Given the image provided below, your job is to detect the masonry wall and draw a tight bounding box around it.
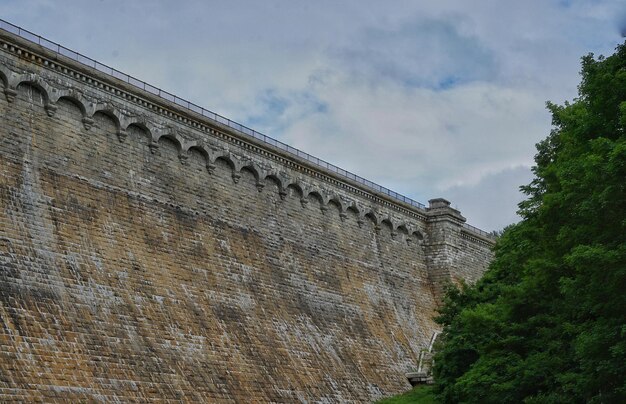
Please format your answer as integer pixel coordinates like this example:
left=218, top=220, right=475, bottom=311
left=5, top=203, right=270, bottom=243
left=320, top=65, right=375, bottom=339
left=0, top=30, right=493, bottom=402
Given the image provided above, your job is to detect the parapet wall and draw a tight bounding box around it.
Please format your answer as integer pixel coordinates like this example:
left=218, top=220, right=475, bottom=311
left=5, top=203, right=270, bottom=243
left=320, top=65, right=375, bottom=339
left=0, top=26, right=493, bottom=402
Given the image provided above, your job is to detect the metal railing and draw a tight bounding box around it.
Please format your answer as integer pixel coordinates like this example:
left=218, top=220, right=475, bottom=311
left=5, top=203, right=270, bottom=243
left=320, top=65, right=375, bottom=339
left=0, top=18, right=426, bottom=210
left=0, top=18, right=494, bottom=238
left=462, top=223, right=493, bottom=239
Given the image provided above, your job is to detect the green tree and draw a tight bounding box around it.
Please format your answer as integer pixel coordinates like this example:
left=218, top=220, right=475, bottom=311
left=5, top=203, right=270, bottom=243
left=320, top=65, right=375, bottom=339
left=432, top=42, right=626, bottom=403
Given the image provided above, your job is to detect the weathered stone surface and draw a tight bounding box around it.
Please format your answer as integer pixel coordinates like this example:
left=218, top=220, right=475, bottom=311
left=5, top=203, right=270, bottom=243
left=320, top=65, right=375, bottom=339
left=0, top=28, right=493, bottom=402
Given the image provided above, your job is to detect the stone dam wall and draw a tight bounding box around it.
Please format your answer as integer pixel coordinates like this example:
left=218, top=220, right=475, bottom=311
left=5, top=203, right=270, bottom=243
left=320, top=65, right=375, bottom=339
left=0, top=28, right=494, bottom=402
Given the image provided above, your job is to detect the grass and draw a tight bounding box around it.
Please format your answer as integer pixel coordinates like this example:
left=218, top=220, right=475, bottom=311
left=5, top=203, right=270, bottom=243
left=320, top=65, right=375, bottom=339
left=377, top=385, right=437, bottom=403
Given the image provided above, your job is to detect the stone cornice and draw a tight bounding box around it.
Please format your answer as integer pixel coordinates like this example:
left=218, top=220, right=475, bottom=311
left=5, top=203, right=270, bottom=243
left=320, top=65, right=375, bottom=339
left=0, top=29, right=431, bottom=222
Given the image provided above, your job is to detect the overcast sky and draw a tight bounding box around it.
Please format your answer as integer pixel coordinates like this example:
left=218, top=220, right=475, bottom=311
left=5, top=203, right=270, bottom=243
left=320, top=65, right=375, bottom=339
left=3, top=1, right=624, bottom=231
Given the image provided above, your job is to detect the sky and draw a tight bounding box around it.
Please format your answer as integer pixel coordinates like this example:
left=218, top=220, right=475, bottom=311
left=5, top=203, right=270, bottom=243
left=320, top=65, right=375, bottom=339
left=2, top=0, right=624, bottom=231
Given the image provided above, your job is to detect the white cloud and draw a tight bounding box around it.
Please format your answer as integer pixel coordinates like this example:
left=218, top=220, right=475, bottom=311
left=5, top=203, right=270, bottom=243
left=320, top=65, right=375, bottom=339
left=444, top=166, right=535, bottom=231
left=277, top=74, right=549, bottom=203
left=329, top=16, right=497, bottom=89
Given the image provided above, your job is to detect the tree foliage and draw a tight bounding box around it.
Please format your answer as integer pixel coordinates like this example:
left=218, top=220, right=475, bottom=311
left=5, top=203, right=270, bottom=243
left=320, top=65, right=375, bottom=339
left=432, top=42, right=626, bottom=403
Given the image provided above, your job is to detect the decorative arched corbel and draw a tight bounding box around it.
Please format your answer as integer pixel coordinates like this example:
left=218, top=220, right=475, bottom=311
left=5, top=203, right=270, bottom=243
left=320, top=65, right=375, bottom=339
left=148, top=133, right=160, bottom=154
left=82, top=116, right=94, bottom=130
left=13, top=74, right=53, bottom=106
left=240, top=161, right=265, bottom=191
left=116, top=128, right=127, bottom=142
left=380, top=218, right=394, bottom=238
left=205, top=148, right=220, bottom=175
left=327, top=195, right=345, bottom=219
left=0, top=66, right=15, bottom=102
left=284, top=181, right=307, bottom=204
left=4, top=87, right=17, bottom=103
left=44, top=102, right=57, bottom=117
left=206, top=161, right=216, bottom=174
left=395, top=224, right=410, bottom=244
left=412, top=230, right=425, bottom=244
left=209, top=152, right=241, bottom=183
left=363, top=210, right=379, bottom=231
left=345, top=203, right=362, bottom=226
left=305, top=189, right=327, bottom=213
left=264, top=171, right=288, bottom=200
left=118, top=115, right=139, bottom=143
